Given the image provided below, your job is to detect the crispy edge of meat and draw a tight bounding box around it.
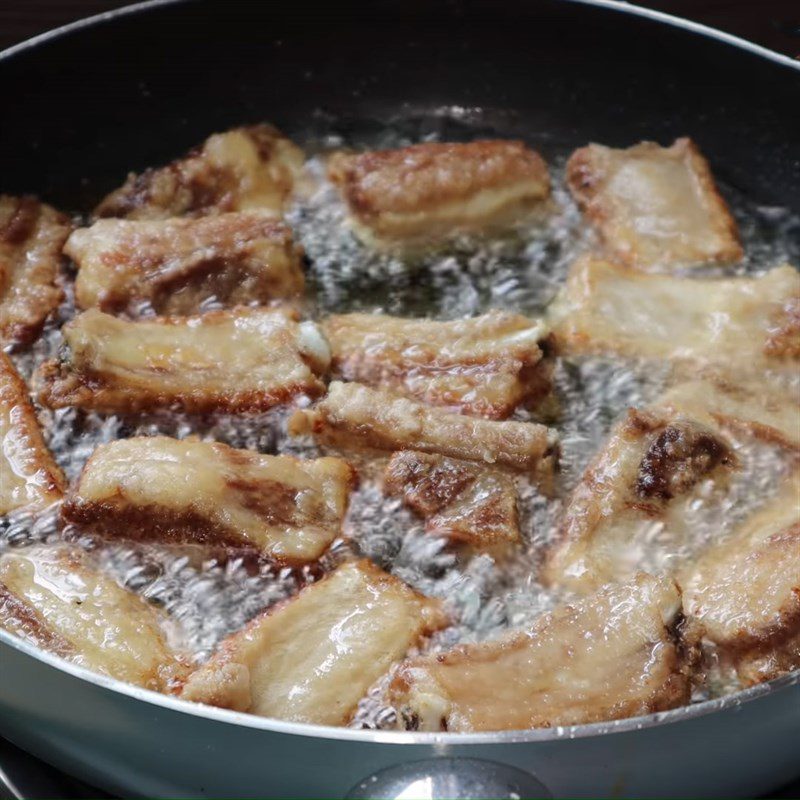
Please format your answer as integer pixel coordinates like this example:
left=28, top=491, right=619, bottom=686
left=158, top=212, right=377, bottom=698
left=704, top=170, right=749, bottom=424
left=0, top=195, right=69, bottom=345
left=565, top=137, right=742, bottom=269
left=0, top=352, right=65, bottom=515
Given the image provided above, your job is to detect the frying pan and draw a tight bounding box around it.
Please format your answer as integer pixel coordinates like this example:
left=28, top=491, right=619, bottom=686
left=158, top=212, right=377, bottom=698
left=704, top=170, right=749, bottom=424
left=0, top=1, right=799, bottom=797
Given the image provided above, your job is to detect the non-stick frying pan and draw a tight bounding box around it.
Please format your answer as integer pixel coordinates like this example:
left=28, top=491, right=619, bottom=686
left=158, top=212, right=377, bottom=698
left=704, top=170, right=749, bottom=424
left=0, top=1, right=799, bottom=797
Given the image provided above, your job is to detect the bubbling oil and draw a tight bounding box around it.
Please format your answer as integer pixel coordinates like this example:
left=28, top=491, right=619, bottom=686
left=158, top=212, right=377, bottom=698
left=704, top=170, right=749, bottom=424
left=2, top=113, right=798, bottom=729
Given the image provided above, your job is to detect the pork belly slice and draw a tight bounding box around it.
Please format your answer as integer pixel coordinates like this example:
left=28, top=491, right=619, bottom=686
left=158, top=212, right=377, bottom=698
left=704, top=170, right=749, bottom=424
left=37, top=307, right=330, bottom=414
left=322, top=310, right=551, bottom=419
left=543, top=405, right=736, bottom=593
left=68, top=212, right=305, bottom=315
left=94, top=124, right=304, bottom=220
left=180, top=559, right=447, bottom=725
left=0, top=546, right=185, bottom=690
left=289, top=382, right=558, bottom=477
left=0, top=195, right=69, bottom=345
left=660, top=378, right=800, bottom=451
left=566, top=138, right=742, bottom=269
left=390, top=573, right=688, bottom=731
left=551, top=258, right=800, bottom=373
left=0, top=353, right=65, bottom=516
left=328, top=140, right=550, bottom=249
left=680, top=471, right=800, bottom=686
left=384, top=451, right=520, bottom=554
left=63, top=436, right=355, bottom=564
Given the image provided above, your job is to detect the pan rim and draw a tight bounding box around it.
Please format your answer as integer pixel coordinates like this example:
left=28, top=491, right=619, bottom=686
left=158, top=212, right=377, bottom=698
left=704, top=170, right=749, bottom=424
left=0, top=0, right=798, bottom=748
left=0, top=0, right=798, bottom=73
left=3, top=626, right=800, bottom=744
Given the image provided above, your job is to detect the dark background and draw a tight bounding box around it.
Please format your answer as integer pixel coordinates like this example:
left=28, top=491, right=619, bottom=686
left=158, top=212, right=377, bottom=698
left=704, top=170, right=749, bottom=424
left=2, top=0, right=800, bottom=57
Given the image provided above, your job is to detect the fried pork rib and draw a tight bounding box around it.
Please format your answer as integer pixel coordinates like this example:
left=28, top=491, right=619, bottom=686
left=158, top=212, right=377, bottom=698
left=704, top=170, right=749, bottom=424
left=181, top=559, right=447, bottom=724
left=63, top=436, right=355, bottom=564
left=94, top=125, right=304, bottom=220
left=0, top=195, right=69, bottom=345
left=290, top=381, right=558, bottom=476
left=566, top=138, right=742, bottom=269
left=67, top=212, right=305, bottom=315
left=551, top=258, right=800, bottom=372
left=385, top=451, right=520, bottom=553
left=0, top=353, right=64, bottom=515
left=322, top=310, right=551, bottom=419
left=37, top=307, right=330, bottom=414
left=328, top=140, right=550, bottom=248
left=0, top=546, right=185, bottom=690
left=680, top=471, right=800, bottom=686
left=390, top=573, right=689, bottom=731
left=543, top=405, right=736, bottom=593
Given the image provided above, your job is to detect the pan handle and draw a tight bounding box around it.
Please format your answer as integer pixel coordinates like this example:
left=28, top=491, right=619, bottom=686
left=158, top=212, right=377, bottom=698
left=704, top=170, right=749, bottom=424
left=345, top=757, right=552, bottom=799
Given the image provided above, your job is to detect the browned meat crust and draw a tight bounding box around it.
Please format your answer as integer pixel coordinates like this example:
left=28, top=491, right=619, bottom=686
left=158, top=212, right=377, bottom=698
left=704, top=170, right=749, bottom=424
left=37, top=307, right=330, bottom=414
left=63, top=436, right=356, bottom=564
left=322, top=310, right=550, bottom=419
left=0, top=352, right=65, bottom=515
left=384, top=450, right=520, bottom=553
left=328, top=139, right=550, bottom=247
left=67, top=212, right=305, bottom=315
left=289, top=381, right=558, bottom=477
left=0, top=194, right=69, bottom=345
left=94, top=125, right=303, bottom=220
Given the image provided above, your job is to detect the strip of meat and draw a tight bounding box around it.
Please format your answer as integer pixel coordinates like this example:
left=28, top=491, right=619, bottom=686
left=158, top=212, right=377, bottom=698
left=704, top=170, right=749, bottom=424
left=389, top=573, right=689, bottom=731
left=551, top=258, right=799, bottom=373
left=328, top=140, right=550, bottom=249
left=0, top=353, right=65, bottom=515
left=67, top=212, right=305, bottom=315
left=289, top=382, right=558, bottom=477
left=180, top=559, right=447, bottom=724
left=0, top=195, right=69, bottom=345
left=322, top=310, right=551, bottom=419
left=543, top=406, right=736, bottom=593
left=384, top=451, right=520, bottom=554
left=94, top=125, right=303, bottom=220
left=37, top=307, right=330, bottom=414
left=679, top=471, right=800, bottom=686
left=63, top=436, right=355, bottom=564
left=0, top=546, right=186, bottom=690
left=566, top=138, right=742, bottom=269
left=660, top=378, right=800, bottom=451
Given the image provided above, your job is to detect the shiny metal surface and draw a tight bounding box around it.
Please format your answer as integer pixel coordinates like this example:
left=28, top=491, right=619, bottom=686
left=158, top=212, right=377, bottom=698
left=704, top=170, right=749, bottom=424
left=345, top=758, right=552, bottom=799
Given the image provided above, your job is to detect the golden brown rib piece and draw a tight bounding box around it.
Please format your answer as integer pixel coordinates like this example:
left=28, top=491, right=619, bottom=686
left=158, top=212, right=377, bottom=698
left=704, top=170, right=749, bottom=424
left=384, top=451, right=520, bottom=555
left=0, top=546, right=186, bottom=690
left=181, top=559, right=447, bottom=724
left=0, top=195, right=69, bottom=345
left=67, top=212, right=305, bottom=315
left=328, top=140, right=550, bottom=249
left=63, top=436, right=355, bottom=564
left=660, top=378, right=800, bottom=451
left=322, top=310, right=551, bottom=419
left=551, top=258, right=800, bottom=373
left=37, top=307, right=329, bottom=414
left=0, top=353, right=65, bottom=516
left=390, top=573, right=688, bottom=731
left=94, top=125, right=303, bottom=220
left=289, top=382, right=558, bottom=477
left=543, top=406, right=736, bottom=593
left=566, top=138, right=742, bottom=269
left=680, top=471, right=800, bottom=686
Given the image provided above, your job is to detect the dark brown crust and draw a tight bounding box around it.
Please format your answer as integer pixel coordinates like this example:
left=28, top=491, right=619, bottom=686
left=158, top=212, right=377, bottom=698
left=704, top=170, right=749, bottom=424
left=384, top=451, right=476, bottom=515
left=0, top=195, right=69, bottom=345
left=94, top=125, right=297, bottom=220
left=0, top=581, right=74, bottom=656
left=0, top=352, right=66, bottom=508
left=764, top=296, right=800, bottom=359
left=328, top=140, right=549, bottom=221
